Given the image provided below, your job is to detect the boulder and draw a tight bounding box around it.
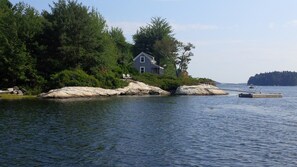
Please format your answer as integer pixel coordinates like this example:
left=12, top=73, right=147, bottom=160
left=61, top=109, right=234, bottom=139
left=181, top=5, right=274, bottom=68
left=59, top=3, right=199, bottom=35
left=7, top=88, right=14, bottom=92
left=7, top=86, right=23, bottom=95
left=13, top=86, right=19, bottom=91
left=175, top=84, right=228, bottom=95
left=40, top=87, right=120, bottom=98
left=118, top=81, right=170, bottom=96
left=39, top=81, right=170, bottom=98
left=17, top=90, right=23, bottom=95
left=0, top=90, right=10, bottom=94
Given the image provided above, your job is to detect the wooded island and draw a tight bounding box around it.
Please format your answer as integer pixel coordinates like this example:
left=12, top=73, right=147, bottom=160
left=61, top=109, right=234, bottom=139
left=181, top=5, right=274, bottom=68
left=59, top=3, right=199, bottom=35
left=0, top=0, right=213, bottom=95
left=248, top=71, right=297, bottom=86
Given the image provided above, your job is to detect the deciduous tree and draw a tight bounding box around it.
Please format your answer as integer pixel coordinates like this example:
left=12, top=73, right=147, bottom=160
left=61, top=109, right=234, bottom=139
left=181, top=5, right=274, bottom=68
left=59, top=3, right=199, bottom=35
left=176, top=43, right=195, bottom=77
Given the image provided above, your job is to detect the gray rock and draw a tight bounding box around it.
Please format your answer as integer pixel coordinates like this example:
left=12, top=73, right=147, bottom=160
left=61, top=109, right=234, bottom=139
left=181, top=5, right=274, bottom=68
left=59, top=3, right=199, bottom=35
left=0, top=90, right=11, bottom=94
left=7, top=88, right=14, bottom=92
left=39, top=81, right=170, bottom=98
left=17, top=90, right=23, bottom=95
left=175, top=84, right=228, bottom=95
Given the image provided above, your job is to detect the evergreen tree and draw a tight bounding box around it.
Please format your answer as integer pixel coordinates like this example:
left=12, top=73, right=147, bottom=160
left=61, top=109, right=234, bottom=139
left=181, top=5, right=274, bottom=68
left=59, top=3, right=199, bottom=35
left=133, top=17, right=179, bottom=77
left=109, top=27, right=133, bottom=69
left=0, top=1, right=44, bottom=89
left=248, top=71, right=297, bottom=86
left=39, top=0, right=118, bottom=76
left=153, top=37, right=179, bottom=77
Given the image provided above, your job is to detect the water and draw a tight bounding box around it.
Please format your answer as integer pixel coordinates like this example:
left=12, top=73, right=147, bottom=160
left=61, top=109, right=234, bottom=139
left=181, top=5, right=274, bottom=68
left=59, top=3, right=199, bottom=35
left=1, top=85, right=297, bottom=166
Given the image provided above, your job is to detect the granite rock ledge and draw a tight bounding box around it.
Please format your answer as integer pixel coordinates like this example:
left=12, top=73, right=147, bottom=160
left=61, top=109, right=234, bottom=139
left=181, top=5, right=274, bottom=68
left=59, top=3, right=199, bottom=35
left=175, top=84, right=228, bottom=95
left=39, top=81, right=170, bottom=98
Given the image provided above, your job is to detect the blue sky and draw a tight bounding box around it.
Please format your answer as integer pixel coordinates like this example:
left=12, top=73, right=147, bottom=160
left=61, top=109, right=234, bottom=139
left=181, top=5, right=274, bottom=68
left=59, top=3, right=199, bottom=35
left=10, top=0, right=297, bottom=83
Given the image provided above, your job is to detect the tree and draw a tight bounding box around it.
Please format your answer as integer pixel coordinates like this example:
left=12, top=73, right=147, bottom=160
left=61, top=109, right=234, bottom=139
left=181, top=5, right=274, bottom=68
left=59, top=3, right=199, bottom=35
left=133, top=17, right=179, bottom=77
left=0, top=1, right=44, bottom=89
left=39, top=0, right=118, bottom=76
left=133, top=17, right=176, bottom=61
left=176, top=43, right=195, bottom=77
left=153, top=37, right=179, bottom=77
left=248, top=71, right=297, bottom=86
left=109, top=27, right=133, bottom=69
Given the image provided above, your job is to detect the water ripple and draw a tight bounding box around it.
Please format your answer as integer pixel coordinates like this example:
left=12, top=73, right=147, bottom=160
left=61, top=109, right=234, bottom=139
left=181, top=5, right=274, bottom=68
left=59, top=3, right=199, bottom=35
left=1, top=90, right=297, bottom=166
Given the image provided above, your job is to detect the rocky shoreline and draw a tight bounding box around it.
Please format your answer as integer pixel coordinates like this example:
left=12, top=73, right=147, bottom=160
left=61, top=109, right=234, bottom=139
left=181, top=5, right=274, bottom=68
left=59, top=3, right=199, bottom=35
left=175, top=85, right=227, bottom=95
left=39, top=81, right=227, bottom=98
left=0, top=86, right=24, bottom=95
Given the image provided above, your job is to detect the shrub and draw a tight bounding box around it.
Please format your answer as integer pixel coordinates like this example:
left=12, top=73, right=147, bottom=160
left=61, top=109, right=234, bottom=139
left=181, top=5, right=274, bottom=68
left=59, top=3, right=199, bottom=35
left=50, top=69, right=100, bottom=88
left=160, top=79, right=180, bottom=91
left=93, top=71, right=128, bottom=89
left=181, top=77, right=215, bottom=86
left=132, top=73, right=214, bottom=91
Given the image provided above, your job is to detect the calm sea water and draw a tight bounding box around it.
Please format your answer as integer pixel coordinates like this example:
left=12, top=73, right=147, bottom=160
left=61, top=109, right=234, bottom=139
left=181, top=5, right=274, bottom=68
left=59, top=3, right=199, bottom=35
left=1, top=84, right=297, bottom=166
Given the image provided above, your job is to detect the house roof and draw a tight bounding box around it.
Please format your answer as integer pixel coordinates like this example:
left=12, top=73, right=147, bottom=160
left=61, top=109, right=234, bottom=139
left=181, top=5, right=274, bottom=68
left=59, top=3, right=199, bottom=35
left=133, top=52, right=155, bottom=62
left=152, top=63, right=164, bottom=69
left=133, top=52, right=164, bottom=69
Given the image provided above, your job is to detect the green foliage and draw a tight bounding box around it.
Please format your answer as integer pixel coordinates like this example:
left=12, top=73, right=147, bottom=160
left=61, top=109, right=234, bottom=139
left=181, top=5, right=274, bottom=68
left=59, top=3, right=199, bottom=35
left=40, top=0, right=110, bottom=74
left=133, top=73, right=214, bottom=91
left=35, top=0, right=129, bottom=91
left=181, top=77, right=214, bottom=86
left=133, top=17, right=174, bottom=55
left=109, top=27, right=133, bottom=68
left=176, top=43, right=195, bottom=75
left=153, top=37, right=179, bottom=77
left=133, top=17, right=196, bottom=78
left=248, top=71, right=297, bottom=86
left=0, top=1, right=45, bottom=90
left=0, top=1, right=207, bottom=95
left=133, top=17, right=178, bottom=73
left=0, top=94, right=36, bottom=100
left=93, top=71, right=128, bottom=89
left=50, top=69, right=100, bottom=88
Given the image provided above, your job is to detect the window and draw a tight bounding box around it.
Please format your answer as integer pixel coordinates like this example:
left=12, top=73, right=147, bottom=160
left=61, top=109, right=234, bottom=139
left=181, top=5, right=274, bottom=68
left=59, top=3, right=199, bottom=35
left=140, top=56, right=145, bottom=63
left=140, top=66, right=145, bottom=73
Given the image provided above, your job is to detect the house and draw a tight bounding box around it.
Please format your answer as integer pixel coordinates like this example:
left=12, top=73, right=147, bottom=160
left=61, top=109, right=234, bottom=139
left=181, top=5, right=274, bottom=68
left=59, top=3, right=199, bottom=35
left=133, top=52, right=164, bottom=75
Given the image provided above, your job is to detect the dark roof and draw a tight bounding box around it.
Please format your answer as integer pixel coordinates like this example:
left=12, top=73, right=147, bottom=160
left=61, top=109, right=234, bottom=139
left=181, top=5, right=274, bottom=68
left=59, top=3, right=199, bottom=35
left=133, top=52, right=154, bottom=61
left=133, top=52, right=163, bottom=69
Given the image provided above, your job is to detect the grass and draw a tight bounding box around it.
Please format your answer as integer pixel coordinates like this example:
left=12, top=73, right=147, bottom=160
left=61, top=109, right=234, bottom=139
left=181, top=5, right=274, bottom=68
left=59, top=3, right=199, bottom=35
left=0, top=94, right=37, bottom=100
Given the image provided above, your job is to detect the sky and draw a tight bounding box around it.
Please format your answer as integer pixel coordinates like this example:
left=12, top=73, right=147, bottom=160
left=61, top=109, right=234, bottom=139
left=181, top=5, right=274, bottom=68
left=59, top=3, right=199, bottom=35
left=10, top=0, right=297, bottom=83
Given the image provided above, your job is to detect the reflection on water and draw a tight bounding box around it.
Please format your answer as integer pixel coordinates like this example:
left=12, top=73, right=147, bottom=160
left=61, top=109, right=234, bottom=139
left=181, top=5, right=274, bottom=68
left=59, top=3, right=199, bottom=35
left=1, top=86, right=297, bottom=166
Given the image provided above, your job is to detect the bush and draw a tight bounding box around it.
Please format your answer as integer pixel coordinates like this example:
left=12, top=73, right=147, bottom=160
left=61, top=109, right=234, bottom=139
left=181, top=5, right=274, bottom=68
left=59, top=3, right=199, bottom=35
left=132, top=73, right=214, bottom=91
left=181, top=77, right=215, bottom=86
left=50, top=69, right=100, bottom=88
left=160, top=79, right=180, bottom=91
left=93, top=71, right=128, bottom=89
left=132, top=73, right=176, bottom=90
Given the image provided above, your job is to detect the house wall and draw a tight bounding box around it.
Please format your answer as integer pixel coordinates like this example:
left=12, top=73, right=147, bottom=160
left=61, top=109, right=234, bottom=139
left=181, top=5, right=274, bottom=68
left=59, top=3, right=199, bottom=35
left=159, top=68, right=164, bottom=75
left=133, top=53, right=155, bottom=73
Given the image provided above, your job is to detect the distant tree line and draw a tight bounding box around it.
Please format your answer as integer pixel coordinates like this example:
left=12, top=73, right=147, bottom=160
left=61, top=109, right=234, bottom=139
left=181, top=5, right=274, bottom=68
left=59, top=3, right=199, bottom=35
left=0, top=0, right=197, bottom=94
left=248, top=71, right=297, bottom=86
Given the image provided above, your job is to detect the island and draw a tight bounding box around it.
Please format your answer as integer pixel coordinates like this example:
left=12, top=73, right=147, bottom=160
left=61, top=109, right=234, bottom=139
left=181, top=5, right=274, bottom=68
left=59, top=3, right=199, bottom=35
left=248, top=71, right=297, bottom=86
left=0, top=0, right=227, bottom=98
